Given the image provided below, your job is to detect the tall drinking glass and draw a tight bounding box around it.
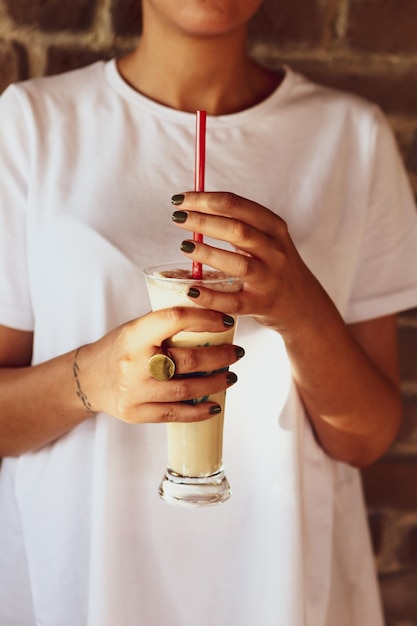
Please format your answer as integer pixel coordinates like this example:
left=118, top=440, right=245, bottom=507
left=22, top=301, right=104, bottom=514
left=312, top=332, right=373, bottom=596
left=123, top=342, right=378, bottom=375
left=144, top=262, right=242, bottom=507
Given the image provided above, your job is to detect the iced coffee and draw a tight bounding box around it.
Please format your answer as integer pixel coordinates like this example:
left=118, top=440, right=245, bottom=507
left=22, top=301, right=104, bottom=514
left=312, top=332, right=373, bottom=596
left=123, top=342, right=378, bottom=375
left=144, top=262, right=241, bottom=506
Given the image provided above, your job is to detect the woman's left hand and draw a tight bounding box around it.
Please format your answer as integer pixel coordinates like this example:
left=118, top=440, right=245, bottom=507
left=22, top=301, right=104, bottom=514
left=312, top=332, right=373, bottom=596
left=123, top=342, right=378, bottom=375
left=171, top=191, right=402, bottom=469
left=171, top=191, right=332, bottom=340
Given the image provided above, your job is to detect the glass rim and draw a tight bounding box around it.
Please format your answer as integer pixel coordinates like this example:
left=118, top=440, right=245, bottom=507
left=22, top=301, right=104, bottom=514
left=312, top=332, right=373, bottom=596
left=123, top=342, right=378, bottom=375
left=143, top=262, right=241, bottom=285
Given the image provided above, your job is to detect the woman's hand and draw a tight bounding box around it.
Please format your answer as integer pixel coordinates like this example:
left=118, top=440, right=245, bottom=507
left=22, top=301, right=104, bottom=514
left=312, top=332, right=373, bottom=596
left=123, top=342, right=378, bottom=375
left=171, top=191, right=332, bottom=339
left=75, top=307, right=242, bottom=425
left=0, top=307, right=243, bottom=456
left=170, top=191, right=402, bottom=468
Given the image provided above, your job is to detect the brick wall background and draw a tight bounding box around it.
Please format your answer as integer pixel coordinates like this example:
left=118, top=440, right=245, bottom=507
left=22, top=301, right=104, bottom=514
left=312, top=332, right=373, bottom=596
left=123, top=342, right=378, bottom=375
left=0, top=0, right=416, bottom=623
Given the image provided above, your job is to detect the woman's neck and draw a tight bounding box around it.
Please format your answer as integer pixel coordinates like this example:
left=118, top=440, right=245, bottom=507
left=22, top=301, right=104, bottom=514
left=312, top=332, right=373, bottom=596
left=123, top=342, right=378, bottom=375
left=117, top=22, right=280, bottom=115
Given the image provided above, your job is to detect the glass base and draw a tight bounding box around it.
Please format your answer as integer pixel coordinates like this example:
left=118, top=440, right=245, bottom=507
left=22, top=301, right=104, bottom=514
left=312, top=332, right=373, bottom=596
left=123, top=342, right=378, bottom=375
left=158, top=467, right=231, bottom=507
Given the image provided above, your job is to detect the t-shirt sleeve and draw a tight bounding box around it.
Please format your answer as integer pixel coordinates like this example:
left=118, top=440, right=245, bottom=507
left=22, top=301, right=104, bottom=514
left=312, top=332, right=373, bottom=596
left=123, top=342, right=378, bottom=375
left=0, top=85, right=34, bottom=331
left=344, top=106, right=417, bottom=323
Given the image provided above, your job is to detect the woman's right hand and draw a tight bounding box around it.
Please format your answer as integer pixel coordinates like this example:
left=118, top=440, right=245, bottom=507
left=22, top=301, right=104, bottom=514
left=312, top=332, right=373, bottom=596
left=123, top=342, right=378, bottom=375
left=74, top=307, right=243, bottom=425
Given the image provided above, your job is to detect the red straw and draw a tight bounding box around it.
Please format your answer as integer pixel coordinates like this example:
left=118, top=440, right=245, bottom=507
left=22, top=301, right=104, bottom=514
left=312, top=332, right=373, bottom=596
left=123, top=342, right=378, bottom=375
left=192, top=110, right=206, bottom=279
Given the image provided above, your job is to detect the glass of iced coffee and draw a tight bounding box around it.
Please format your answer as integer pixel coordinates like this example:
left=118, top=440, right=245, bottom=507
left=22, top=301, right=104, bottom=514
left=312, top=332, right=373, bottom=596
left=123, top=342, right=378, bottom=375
left=144, top=262, right=242, bottom=507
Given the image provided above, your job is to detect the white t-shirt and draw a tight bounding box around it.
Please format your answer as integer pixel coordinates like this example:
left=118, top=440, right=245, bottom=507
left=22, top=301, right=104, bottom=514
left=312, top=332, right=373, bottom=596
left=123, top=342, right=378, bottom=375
left=1, top=60, right=417, bottom=626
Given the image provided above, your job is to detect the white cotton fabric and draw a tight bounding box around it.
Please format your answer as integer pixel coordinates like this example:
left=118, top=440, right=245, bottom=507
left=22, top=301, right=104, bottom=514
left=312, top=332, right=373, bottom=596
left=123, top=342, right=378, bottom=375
left=1, top=60, right=417, bottom=626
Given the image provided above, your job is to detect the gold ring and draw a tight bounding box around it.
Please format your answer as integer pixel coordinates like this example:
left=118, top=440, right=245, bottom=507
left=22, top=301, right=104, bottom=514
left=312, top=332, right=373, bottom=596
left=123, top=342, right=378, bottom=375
left=148, top=353, right=176, bottom=381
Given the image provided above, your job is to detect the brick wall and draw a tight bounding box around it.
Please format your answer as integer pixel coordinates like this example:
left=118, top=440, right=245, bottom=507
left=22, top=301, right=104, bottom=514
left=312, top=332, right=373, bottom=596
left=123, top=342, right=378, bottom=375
left=1, top=0, right=417, bottom=623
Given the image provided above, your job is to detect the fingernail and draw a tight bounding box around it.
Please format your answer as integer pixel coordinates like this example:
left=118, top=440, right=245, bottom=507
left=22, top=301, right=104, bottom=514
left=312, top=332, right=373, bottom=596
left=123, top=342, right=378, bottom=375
left=172, top=194, right=185, bottom=205
left=227, top=372, right=238, bottom=386
left=172, top=210, right=188, bottom=223
left=235, top=346, right=245, bottom=359
left=223, top=314, right=235, bottom=328
left=188, top=287, right=200, bottom=298
left=181, top=240, right=196, bottom=253
left=209, top=404, right=222, bottom=415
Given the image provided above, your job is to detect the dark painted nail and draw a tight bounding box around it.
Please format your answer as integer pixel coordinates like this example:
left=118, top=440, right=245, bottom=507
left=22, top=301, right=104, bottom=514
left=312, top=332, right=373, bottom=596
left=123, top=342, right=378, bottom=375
left=181, top=240, right=196, bottom=253
left=235, top=346, right=245, bottom=359
left=223, top=315, right=235, bottom=328
left=227, top=372, right=238, bottom=386
left=209, top=404, right=222, bottom=415
left=172, top=210, right=188, bottom=223
left=188, top=287, right=200, bottom=298
left=172, top=194, right=185, bottom=205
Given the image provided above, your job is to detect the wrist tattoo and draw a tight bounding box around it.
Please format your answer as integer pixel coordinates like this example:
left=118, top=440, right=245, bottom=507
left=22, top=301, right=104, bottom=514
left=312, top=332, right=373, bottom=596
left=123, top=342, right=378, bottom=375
left=73, top=346, right=95, bottom=413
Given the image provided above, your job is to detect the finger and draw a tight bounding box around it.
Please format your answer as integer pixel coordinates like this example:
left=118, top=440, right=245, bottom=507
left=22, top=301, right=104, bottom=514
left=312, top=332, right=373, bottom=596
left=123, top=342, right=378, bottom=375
left=127, top=307, right=236, bottom=351
left=173, top=207, right=287, bottom=262
left=128, top=401, right=225, bottom=424
left=172, top=191, right=286, bottom=237
left=168, top=343, right=245, bottom=375
left=185, top=282, right=258, bottom=317
left=175, top=209, right=270, bottom=257
left=180, top=239, right=264, bottom=282
left=145, top=370, right=238, bottom=404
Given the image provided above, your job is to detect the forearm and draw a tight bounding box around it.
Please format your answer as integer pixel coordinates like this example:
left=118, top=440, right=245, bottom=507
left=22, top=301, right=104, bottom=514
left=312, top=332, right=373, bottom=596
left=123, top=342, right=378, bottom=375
left=283, top=308, right=401, bottom=468
left=168, top=191, right=404, bottom=468
left=0, top=308, right=243, bottom=457
left=0, top=350, right=93, bottom=457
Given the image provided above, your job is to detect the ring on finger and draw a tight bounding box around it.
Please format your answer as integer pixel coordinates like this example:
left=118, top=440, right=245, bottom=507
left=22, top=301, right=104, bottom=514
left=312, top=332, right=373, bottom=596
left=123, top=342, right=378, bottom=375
left=148, top=352, right=176, bottom=381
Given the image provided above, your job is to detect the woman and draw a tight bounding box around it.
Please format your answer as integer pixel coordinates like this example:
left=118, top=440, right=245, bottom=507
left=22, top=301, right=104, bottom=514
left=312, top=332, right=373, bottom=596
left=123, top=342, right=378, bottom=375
left=1, top=1, right=417, bottom=624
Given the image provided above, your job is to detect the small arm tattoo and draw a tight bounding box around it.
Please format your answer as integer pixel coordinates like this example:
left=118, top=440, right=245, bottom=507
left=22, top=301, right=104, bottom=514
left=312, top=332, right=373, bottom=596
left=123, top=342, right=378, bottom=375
left=73, top=347, right=95, bottom=413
